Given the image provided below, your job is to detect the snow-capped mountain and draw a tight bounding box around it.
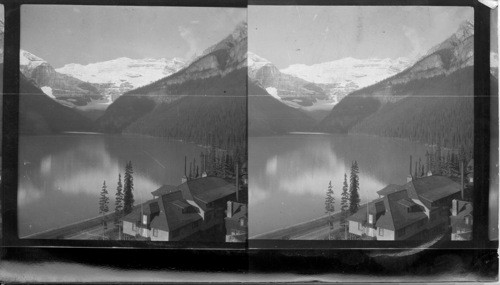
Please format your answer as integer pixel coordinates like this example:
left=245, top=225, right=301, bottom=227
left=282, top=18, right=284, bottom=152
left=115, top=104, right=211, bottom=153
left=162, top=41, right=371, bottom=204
left=20, top=49, right=105, bottom=110
left=97, top=21, right=248, bottom=143
left=248, top=51, right=329, bottom=112
left=20, top=50, right=48, bottom=77
left=319, top=19, right=475, bottom=148
left=280, top=57, right=412, bottom=102
left=56, top=57, right=186, bottom=101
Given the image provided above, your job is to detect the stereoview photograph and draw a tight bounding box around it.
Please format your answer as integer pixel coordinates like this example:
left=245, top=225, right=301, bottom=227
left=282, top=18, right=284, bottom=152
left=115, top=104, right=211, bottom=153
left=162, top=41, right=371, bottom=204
left=248, top=6, right=474, bottom=241
left=18, top=5, right=248, bottom=242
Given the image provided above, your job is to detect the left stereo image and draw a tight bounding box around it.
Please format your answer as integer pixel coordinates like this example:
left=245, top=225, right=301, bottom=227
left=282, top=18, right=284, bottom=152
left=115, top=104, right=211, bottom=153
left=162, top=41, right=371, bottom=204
left=17, top=5, right=248, bottom=243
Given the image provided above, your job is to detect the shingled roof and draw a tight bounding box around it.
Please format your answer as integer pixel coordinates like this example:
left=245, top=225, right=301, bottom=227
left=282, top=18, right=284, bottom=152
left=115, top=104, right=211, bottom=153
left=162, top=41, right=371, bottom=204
left=375, top=190, right=427, bottom=231
left=151, top=185, right=177, bottom=197
left=346, top=198, right=385, bottom=225
left=123, top=176, right=237, bottom=233
left=377, top=184, right=402, bottom=197
left=178, top=177, right=236, bottom=210
left=404, top=176, right=461, bottom=208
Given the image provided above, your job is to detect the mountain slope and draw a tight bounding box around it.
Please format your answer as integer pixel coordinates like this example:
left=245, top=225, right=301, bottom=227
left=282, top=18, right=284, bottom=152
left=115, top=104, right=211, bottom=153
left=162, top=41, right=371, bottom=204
left=97, top=22, right=247, bottom=154
left=20, top=50, right=105, bottom=108
left=248, top=52, right=328, bottom=108
left=248, top=79, right=316, bottom=136
left=319, top=20, right=474, bottom=150
left=19, top=73, right=96, bottom=134
left=56, top=57, right=186, bottom=102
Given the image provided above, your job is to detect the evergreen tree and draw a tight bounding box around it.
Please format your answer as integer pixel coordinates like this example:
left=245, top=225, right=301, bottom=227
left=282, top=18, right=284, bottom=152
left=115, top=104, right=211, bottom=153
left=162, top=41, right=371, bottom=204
left=123, top=161, right=135, bottom=215
left=99, top=181, right=109, bottom=232
left=325, top=181, right=335, bottom=214
left=349, top=161, right=360, bottom=215
left=325, top=180, right=335, bottom=239
left=114, top=173, right=124, bottom=228
left=340, top=173, right=350, bottom=216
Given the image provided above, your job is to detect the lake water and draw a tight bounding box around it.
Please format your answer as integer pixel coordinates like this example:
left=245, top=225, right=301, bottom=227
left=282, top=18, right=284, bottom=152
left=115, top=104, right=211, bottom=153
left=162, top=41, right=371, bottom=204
left=18, top=134, right=204, bottom=237
left=248, top=134, right=431, bottom=238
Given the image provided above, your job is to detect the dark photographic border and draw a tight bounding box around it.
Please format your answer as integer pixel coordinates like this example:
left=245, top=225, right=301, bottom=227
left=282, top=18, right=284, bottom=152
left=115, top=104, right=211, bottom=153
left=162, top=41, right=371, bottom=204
left=0, top=0, right=497, bottom=278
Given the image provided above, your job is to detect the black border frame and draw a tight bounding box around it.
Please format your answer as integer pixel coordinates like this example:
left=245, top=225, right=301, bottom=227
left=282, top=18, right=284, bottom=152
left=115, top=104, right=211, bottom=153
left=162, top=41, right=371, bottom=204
left=0, top=0, right=496, bottom=274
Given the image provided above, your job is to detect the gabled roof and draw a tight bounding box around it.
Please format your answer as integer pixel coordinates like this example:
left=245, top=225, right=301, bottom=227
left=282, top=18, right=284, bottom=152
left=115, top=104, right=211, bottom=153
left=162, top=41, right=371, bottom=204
left=375, top=190, right=427, bottom=231
left=451, top=200, right=473, bottom=229
left=347, top=190, right=427, bottom=231
left=376, top=184, right=402, bottom=197
left=121, top=201, right=155, bottom=223
left=123, top=176, right=236, bottom=233
left=225, top=201, right=247, bottom=234
left=346, top=198, right=385, bottom=224
left=156, top=192, right=202, bottom=231
left=179, top=177, right=236, bottom=207
left=404, top=176, right=461, bottom=208
left=151, top=185, right=177, bottom=197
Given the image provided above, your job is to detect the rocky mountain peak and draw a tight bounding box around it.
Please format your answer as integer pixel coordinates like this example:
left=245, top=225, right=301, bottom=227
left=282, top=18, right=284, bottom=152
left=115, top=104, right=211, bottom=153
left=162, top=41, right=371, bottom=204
left=456, top=20, right=474, bottom=40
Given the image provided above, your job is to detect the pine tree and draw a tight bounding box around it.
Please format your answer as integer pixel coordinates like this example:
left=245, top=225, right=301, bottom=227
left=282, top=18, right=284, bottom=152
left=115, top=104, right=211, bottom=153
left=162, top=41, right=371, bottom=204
left=349, top=161, right=360, bottom=215
left=99, top=181, right=110, bottom=232
left=325, top=181, right=335, bottom=214
left=114, top=173, right=124, bottom=227
left=340, top=173, right=350, bottom=215
left=123, top=161, right=135, bottom=215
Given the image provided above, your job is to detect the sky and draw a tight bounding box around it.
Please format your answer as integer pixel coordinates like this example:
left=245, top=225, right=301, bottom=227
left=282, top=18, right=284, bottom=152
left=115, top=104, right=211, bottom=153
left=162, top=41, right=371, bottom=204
left=21, top=5, right=246, bottom=68
left=249, top=6, right=474, bottom=69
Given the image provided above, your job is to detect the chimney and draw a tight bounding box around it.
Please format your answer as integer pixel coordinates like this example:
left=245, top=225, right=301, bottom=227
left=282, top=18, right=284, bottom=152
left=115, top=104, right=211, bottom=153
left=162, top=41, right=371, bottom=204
left=181, top=156, right=188, bottom=183
left=460, top=161, right=464, bottom=200
left=201, top=153, right=208, bottom=177
left=409, top=155, right=413, bottom=178
left=227, top=201, right=233, bottom=218
left=452, top=199, right=458, bottom=216
left=235, top=163, right=240, bottom=202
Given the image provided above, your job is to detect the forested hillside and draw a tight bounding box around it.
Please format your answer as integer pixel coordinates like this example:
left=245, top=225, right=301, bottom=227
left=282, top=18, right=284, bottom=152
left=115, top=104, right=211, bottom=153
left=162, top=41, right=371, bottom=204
left=19, top=74, right=96, bottom=134
left=248, top=80, right=315, bottom=136
left=352, top=67, right=474, bottom=151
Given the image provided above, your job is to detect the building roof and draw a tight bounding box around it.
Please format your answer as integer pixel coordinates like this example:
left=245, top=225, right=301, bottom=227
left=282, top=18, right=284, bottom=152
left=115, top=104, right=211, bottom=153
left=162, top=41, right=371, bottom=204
left=121, top=201, right=155, bottom=223
left=123, top=176, right=236, bottom=233
left=347, top=190, right=427, bottom=231
left=346, top=198, right=385, bottom=225
left=151, top=185, right=177, bottom=197
left=225, top=201, right=247, bottom=234
left=376, top=190, right=427, bottom=231
left=179, top=177, right=236, bottom=209
left=376, top=184, right=402, bottom=197
left=405, top=176, right=461, bottom=208
left=451, top=200, right=473, bottom=229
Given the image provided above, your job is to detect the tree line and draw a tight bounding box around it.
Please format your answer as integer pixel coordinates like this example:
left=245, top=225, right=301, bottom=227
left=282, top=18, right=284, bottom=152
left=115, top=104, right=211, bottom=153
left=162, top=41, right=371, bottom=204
left=98, top=161, right=135, bottom=238
left=324, top=161, right=361, bottom=240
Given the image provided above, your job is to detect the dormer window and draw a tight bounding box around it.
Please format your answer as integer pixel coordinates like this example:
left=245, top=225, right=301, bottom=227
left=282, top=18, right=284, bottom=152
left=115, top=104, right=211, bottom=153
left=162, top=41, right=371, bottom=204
left=142, top=214, right=147, bottom=225
left=240, top=218, right=246, bottom=227
left=368, top=214, right=373, bottom=224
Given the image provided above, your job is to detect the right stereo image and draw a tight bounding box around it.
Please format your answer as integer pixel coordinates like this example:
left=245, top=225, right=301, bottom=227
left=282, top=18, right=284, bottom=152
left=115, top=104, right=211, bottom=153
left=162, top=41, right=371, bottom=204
left=248, top=5, right=475, bottom=241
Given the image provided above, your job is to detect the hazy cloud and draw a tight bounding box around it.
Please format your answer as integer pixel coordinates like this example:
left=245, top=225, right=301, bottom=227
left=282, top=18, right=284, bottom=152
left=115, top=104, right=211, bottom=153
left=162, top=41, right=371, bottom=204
left=402, top=25, right=423, bottom=60
left=178, top=25, right=199, bottom=59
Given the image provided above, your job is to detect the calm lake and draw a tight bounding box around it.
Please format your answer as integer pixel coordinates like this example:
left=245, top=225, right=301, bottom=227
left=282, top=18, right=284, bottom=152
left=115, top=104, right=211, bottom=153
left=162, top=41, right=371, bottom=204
left=248, top=134, right=431, bottom=238
left=18, top=134, right=204, bottom=237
